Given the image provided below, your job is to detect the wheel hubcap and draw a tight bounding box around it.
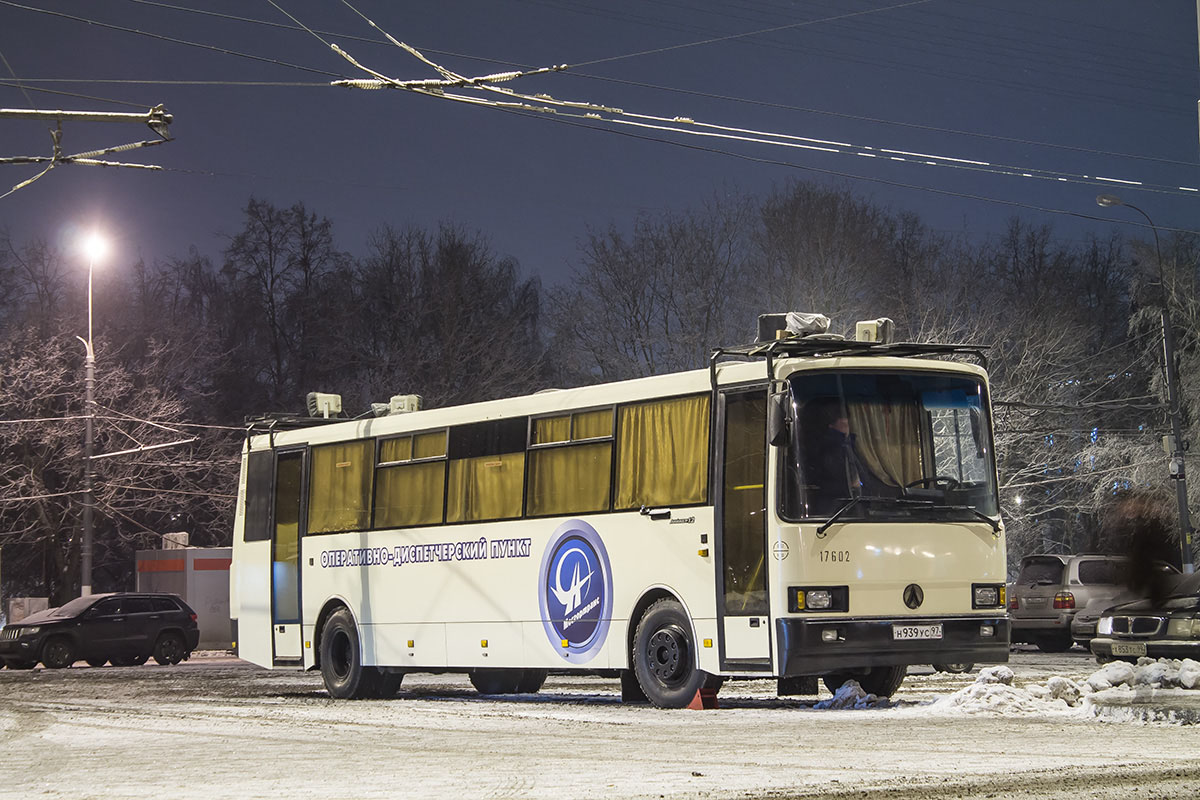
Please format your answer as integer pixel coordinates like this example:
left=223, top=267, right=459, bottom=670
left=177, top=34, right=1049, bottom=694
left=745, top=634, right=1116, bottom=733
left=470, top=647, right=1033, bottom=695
left=647, top=625, right=688, bottom=685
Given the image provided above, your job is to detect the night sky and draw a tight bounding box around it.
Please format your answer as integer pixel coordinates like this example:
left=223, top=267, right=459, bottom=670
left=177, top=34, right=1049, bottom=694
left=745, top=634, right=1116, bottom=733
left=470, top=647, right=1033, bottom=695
left=2, top=0, right=1197, bottom=288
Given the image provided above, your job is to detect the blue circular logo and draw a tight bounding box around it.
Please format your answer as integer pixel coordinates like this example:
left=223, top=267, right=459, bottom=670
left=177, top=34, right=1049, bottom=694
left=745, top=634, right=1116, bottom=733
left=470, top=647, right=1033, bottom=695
left=538, top=520, right=612, bottom=662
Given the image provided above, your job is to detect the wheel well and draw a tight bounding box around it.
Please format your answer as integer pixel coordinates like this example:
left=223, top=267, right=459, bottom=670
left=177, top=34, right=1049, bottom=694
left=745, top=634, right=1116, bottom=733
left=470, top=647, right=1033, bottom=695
left=312, top=600, right=351, bottom=670
left=624, top=588, right=680, bottom=668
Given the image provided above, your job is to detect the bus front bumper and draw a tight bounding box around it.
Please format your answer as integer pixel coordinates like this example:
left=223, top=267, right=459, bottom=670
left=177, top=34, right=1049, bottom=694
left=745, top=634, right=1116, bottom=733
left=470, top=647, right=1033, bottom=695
left=776, top=615, right=1009, bottom=676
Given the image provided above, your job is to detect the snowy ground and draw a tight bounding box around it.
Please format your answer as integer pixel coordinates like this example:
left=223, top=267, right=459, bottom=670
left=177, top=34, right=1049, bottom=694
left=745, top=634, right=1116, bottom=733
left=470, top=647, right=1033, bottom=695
left=1, top=648, right=1198, bottom=799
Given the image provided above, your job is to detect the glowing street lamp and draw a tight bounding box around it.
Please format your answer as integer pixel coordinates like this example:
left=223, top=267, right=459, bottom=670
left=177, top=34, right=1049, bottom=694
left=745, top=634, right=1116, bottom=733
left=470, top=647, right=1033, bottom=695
left=1096, top=195, right=1195, bottom=574
left=77, top=230, right=107, bottom=596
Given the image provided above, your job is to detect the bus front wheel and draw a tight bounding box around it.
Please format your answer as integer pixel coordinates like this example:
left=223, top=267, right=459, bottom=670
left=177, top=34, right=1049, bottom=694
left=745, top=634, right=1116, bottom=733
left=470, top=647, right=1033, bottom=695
left=319, top=608, right=379, bottom=699
left=632, top=598, right=711, bottom=708
left=822, top=664, right=906, bottom=698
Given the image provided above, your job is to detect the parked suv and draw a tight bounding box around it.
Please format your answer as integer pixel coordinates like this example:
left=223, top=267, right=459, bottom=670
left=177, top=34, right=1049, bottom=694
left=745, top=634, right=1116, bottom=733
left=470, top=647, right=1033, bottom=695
left=1009, top=554, right=1154, bottom=652
left=0, top=592, right=199, bottom=669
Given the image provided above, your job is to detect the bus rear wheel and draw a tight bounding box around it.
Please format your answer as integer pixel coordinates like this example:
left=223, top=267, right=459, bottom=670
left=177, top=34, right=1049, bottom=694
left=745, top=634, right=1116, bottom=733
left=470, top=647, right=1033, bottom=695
left=632, top=598, right=711, bottom=708
left=320, top=608, right=379, bottom=699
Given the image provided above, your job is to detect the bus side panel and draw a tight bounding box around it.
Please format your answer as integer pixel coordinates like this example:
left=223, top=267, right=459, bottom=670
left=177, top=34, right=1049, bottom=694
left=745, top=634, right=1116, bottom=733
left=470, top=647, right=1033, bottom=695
left=300, top=509, right=719, bottom=673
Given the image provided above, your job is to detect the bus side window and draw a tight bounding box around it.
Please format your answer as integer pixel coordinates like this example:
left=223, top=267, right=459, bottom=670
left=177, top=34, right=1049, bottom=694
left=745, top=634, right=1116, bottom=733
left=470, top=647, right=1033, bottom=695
left=527, top=409, right=614, bottom=517
left=374, top=431, right=447, bottom=528
left=309, top=440, right=374, bottom=533
left=614, top=394, right=710, bottom=510
left=446, top=418, right=528, bottom=523
left=243, top=450, right=274, bottom=542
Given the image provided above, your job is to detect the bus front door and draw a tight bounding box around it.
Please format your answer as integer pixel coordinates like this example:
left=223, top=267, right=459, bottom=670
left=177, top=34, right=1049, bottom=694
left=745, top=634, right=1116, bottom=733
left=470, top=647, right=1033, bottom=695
left=271, top=449, right=304, bottom=664
left=716, top=388, right=771, bottom=668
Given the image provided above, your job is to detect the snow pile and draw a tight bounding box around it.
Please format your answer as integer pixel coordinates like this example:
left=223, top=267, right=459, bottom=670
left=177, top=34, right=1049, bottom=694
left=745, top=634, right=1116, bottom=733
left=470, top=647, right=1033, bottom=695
left=814, top=680, right=889, bottom=710
left=926, top=658, right=1200, bottom=719
left=1085, top=658, right=1200, bottom=691
left=930, top=665, right=1081, bottom=716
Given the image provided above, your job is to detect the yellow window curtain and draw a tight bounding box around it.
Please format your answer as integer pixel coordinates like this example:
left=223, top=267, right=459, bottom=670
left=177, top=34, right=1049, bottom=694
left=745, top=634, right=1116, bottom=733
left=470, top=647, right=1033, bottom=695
left=847, top=400, right=923, bottom=488
left=374, top=461, right=445, bottom=528
left=446, top=452, right=525, bottom=522
left=309, top=440, right=374, bottom=532
left=532, top=415, right=570, bottom=445
left=273, top=454, right=302, bottom=560
left=615, top=395, right=710, bottom=509
left=413, top=430, right=447, bottom=459
left=573, top=409, right=612, bottom=440
left=527, top=442, right=612, bottom=517
left=379, top=436, right=412, bottom=463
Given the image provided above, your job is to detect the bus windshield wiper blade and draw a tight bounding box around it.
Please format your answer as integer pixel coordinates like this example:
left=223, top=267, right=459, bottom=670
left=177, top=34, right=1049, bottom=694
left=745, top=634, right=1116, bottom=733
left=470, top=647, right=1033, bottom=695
left=815, top=495, right=902, bottom=535
left=930, top=504, right=1001, bottom=532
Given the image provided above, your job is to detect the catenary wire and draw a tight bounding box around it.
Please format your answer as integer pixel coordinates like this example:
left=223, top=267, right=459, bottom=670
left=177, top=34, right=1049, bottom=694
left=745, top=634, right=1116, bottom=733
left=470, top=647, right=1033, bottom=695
left=55, top=2, right=1189, bottom=168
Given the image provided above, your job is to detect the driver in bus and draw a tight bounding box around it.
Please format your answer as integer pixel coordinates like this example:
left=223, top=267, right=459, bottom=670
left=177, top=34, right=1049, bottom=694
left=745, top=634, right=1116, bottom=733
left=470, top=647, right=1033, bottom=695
left=804, top=398, right=865, bottom=515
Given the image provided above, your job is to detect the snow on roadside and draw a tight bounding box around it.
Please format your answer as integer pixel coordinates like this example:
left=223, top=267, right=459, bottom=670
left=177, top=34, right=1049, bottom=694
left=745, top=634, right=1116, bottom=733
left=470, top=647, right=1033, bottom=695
left=918, top=658, right=1200, bottom=720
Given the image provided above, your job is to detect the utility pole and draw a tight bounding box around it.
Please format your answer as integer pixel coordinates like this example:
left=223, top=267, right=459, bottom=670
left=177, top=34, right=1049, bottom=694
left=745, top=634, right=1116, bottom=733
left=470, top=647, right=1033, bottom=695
left=1097, top=195, right=1195, bottom=574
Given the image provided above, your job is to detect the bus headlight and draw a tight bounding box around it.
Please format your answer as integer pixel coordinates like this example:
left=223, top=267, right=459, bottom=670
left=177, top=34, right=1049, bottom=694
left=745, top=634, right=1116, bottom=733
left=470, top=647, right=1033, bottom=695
left=972, top=584, right=1004, bottom=609
left=789, top=586, right=848, bottom=613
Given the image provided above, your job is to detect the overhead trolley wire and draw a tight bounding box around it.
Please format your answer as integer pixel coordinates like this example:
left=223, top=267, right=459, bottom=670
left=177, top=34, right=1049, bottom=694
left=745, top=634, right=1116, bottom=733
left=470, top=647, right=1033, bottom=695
left=44, top=1, right=1187, bottom=169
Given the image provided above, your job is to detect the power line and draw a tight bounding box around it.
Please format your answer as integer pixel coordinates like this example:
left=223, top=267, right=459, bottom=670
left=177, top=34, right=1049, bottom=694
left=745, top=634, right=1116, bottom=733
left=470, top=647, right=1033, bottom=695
left=0, top=0, right=348, bottom=80
left=40, top=2, right=1187, bottom=169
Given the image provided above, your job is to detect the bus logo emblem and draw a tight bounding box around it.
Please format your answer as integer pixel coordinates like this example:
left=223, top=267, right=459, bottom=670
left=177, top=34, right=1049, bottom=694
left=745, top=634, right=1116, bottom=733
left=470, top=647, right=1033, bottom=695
left=538, top=520, right=613, bottom=662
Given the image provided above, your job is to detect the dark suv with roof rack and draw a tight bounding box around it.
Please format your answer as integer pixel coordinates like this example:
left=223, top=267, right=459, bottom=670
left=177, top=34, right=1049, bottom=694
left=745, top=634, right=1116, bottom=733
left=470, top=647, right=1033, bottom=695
left=0, top=592, right=199, bottom=669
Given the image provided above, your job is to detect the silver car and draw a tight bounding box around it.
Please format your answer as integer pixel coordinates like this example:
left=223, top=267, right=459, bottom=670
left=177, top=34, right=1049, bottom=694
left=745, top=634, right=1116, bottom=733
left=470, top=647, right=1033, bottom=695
left=1009, top=554, right=1160, bottom=652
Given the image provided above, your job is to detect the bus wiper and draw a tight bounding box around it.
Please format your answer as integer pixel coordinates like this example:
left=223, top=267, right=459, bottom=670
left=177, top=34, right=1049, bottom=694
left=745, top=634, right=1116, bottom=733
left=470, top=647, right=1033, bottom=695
left=815, top=495, right=907, bottom=535
left=928, top=504, right=1001, bottom=533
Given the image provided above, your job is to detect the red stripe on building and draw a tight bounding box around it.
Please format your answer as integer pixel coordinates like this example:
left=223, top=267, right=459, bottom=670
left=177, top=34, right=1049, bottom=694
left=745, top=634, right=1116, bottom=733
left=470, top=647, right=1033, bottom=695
left=193, top=558, right=232, bottom=571
left=138, top=558, right=185, bottom=573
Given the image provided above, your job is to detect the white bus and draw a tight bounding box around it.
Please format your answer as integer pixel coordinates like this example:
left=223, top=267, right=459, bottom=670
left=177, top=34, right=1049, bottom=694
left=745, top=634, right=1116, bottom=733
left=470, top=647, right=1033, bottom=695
left=230, top=319, right=1008, bottom=707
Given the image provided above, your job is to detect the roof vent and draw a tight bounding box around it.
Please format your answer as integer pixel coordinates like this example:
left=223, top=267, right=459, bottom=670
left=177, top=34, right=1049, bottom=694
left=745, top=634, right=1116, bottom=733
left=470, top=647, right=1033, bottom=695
left=855, top=318, right=895, bottom=344
left=306, top=392, right=342, bottom=419
left=756, top=312, right=830, bottom=342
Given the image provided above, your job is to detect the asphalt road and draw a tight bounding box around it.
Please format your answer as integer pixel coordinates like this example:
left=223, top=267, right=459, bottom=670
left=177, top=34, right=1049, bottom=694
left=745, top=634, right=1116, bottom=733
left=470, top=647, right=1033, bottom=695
left=1, top=648, right=1197, bottom=800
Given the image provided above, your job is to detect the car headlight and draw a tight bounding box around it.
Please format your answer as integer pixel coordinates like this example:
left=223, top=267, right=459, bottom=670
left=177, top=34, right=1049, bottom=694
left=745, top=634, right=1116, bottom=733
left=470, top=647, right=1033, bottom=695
left=20, top=626, right=40, bottom=637
left=1166, top=618, right=1200, bottom=639
left=1096, top=617, right=1113, bottom=636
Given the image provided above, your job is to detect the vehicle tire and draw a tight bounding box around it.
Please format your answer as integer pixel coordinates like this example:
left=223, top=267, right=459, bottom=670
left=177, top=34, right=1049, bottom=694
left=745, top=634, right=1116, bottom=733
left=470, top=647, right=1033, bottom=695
left=632, top=598, right=710, bottom=708
left=85, top=657, right=108, bottom=668
left=41, top=636, right=77, bottom=669
left=319, top=608, right=379, bottom=699
left=153, top=632, right=187, bottom=665
left=1035, top=633, right=1073, bottom=653
left=932, top=663, right=974, bottom=674
left=469, top=668, right=524, bottom=695
left=515, top=669, right=548, bottom=694
left=823, top=665, right=906, bottom=697
left=4, top=659, right=36, bottom=670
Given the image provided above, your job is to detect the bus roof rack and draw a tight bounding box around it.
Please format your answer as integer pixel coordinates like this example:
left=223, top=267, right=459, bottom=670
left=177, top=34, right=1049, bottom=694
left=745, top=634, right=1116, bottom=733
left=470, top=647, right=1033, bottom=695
left=710, top=337, right=989, bottom=388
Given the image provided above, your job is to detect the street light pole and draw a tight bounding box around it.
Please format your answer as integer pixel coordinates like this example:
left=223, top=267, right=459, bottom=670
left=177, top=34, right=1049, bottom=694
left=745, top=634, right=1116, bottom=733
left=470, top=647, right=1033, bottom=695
left=1097, top=194, right=1195, bottom=574
left=77, top=233, right=106, bottom=596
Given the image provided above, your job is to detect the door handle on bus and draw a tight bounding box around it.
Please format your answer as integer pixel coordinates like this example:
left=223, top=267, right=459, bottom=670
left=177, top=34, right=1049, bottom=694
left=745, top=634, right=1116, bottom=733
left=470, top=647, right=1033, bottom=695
left=639, top=505, right=671, bottom=521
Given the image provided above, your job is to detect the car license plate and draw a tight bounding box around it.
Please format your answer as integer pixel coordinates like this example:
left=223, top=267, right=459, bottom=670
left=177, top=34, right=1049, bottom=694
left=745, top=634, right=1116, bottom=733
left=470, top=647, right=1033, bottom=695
left=1111, top=642, right=1146, bottom=657
left=893, top=623, right=943, bottom=640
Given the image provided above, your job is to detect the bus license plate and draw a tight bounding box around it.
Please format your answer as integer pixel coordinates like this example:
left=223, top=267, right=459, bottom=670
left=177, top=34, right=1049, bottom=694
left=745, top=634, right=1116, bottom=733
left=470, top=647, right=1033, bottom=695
left=1111, top=642, right=1146, bottom=657
left=893, top=623, right=943, bottom=641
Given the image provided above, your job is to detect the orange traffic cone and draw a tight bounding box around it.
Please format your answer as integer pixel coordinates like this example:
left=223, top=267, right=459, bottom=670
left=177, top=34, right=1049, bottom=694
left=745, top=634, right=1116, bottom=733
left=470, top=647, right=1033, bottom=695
left=687, top=687, right=719, bottom=709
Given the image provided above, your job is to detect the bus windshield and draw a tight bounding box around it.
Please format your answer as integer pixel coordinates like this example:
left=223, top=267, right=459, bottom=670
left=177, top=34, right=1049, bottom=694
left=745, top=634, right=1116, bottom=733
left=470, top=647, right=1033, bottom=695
left=781, top=370, right=999, bottom=522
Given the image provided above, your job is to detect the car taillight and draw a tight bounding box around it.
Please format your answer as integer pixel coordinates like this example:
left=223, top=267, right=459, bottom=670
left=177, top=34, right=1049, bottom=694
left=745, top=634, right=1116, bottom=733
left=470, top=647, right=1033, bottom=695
left=190, top=613, right=198, bottom=622
left=1009, top=597, right=1019, bottom=610
left=1053, top=592, right=1075, bottom=610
